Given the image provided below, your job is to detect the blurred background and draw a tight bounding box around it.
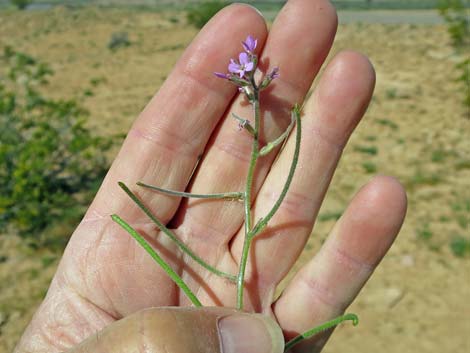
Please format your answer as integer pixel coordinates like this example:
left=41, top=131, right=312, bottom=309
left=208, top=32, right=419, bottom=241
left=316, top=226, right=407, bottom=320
left=0, top=0, right=468, bottom=352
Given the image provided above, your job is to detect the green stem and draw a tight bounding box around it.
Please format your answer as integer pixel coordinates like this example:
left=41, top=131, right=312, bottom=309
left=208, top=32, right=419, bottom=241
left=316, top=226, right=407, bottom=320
left=237, top=87, right=260, bottom=310
left=259, top=112, right=295, bottom=157
left=118, top=182, right=237, bottom=282
left=252, top=106, right=301, bottom=237
left=111, top=214, right=202, bottom=307
left=137, top=181, right=244, bottom=201
left=284, top=313, right=358, bottom=351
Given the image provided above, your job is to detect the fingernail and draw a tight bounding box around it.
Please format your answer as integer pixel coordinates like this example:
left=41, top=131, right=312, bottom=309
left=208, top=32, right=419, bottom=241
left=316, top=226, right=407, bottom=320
left=218, top=314, right=284, bottom=353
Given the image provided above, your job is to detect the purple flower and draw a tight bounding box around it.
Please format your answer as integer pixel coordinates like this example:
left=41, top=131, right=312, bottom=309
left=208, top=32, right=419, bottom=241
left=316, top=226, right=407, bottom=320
left=259, top=67, right=280, bottom=90
left=242, top=35, right=257, bottom=54
left=228, top=52, right=254, bottom=78
left=267, top=67, right=280, bottom=80
left=214, top=72, right=229, bottom=79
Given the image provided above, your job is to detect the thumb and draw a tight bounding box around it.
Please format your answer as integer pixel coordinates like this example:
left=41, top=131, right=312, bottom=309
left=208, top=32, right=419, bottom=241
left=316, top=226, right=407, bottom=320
left=68, top=307, right=285, bottom=353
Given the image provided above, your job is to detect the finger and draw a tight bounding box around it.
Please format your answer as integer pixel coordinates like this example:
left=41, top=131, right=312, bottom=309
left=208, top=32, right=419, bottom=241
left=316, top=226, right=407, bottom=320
left=273, top=176, right=407, bottom=353
left=175, top=0, right=338, bottom=296
left=67, top=307, right=284, bottom=353
left=85, top=4, right=268, bottom=225
left=231, top=51, right=376, bottom=310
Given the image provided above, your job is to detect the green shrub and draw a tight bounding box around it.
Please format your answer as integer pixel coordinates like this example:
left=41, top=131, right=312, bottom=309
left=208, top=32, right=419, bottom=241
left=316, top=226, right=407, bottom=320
left=108, top=32, right=131, bottom=51
left=456, top=58, right=470, bottom=111
left=362, top=161, right=377, bottom=174
left=438, top=0, right=470, bottom=48
left=417, top=224, right=433, bottom=241
left=353, top=145, right=378, bottom=155
left=376, top=118, right=399, bottom=130
left=438, top=2, right=469, bottom=114
left=450, top=235, right=470, bottom=257
left=186, top=1, right=229, bottom=29
left=11, top=0, right=32, bottom=10
left=0, top=47, right=113, bottom=240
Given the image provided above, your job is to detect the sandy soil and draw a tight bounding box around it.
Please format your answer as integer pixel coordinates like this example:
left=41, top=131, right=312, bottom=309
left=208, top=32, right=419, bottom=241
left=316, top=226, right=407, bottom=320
left=0, top=6, right=469, bottom=353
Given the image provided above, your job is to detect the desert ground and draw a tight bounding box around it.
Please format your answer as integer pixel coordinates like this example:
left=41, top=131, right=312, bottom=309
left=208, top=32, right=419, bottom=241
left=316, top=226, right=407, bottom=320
left=0, top=5, right=469, bottom=353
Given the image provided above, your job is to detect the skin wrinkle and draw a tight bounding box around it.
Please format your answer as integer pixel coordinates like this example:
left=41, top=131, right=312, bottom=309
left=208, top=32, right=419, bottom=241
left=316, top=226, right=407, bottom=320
left=61, top=227, right=108, bottom=317
left=36, top=323, right=67, bottom=353
left=93, top=172, right=125, bottom=210
left=257, top=188, right=315, bottom=221
left=212, top=139, right=253, bottom=164
left=54, top=271, right=115, bottom=337
left=128, top=127, right=199, bottom=160
left=64, top=278, right=117, bottom=328
left=181, top=199, right=244, bottom=245
left=107, top=256, right=130, bottom=316
left=80, top=216, right=180, bottom=315
left=81, top=208, right=106, bottom=223
left=84, top=222, right=121, bottom=318
left=112, top=235, right=179, bottom=314
left=136, top=75, right=220, bottom=151
left=130, top=148, right=189, bottom=199
left=298, top=273, right=343, bottom=312
left=209, top=114, right=268, bottom=160
left=179, top=64, right=232, bottom=101
left=61, top=299, right=91, bottom=346
left=326, top=242, right=375, bottom=276
left=67, top=219, right=163, bottom=319
left=35, top=289, right=105, bottom=352
left=307, top=123, right=347, bottom=152
left=178, top=213, right=229, bottom=246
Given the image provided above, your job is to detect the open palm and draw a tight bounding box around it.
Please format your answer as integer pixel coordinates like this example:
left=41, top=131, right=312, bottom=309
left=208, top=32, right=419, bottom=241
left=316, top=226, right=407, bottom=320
left=16, top=1, right=407, bottom=352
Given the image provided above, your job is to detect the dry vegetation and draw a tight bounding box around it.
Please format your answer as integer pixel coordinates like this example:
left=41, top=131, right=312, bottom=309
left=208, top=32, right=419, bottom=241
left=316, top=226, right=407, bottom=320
left=0, top=6, right=469, bottom=353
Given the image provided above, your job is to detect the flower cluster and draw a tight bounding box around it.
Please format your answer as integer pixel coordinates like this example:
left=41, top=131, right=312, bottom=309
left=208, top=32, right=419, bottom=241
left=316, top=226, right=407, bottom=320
left=214, top=35, right=279, bottom=92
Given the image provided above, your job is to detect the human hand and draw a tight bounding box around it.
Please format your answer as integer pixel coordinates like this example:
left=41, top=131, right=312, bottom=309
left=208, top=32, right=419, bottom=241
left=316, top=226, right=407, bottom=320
left=15, top=1, right=407, bottom=352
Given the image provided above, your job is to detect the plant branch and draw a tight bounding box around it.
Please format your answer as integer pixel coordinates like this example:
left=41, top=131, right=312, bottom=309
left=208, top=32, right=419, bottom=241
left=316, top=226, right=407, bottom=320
left=237, top=85, right=260, bottom=310
left=111, top=214, right=202, bottom=307
left=259, top=112, right=295, bottom=156
left=252, top=105, right=301, bottom=237
left=137, top=181, right=244, bottom=201
left=118, top=182, right=237, bottom=282
left=284, top=313, right=358, bottom=351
